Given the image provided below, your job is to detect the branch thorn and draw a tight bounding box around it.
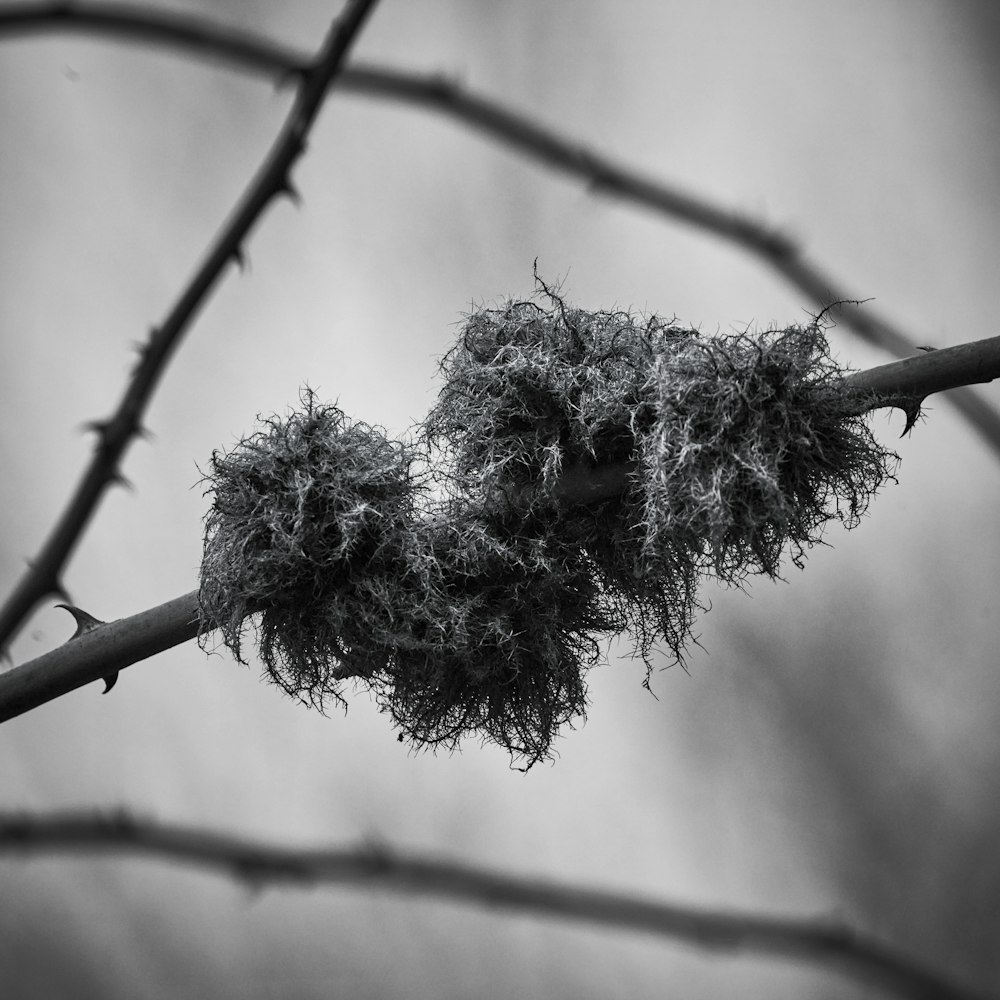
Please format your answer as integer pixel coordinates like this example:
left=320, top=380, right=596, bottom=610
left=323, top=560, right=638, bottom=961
left=81, top=419, right=110, bottom=439
left=56, top=604, right=106, bottom=640
left=55, top=605, right=119, bottom=693
left=900, top=397, right=926, bottom=436
left=280, top=179, right=302, bottom=206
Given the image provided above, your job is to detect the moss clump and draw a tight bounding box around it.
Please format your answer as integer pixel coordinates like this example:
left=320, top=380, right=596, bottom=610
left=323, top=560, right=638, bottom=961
left=199, top=390, right=420, bottom=705
left=422, top=297, right=706, bottom=672
left=639, top=324, right=894, bottom=581
left=199, top=290, right=896, bottom=767
left=370, top=513, right=604, bottom=764
left=425, top=298, right=692, bottom=495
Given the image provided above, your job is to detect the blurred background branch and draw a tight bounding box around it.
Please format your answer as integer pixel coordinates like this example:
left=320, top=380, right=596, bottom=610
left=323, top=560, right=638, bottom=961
left=0, top=809, right=989, bottom=1000
left=3, top=3, right=999, bottom=457
left=0, top=0, right=380, bottom=653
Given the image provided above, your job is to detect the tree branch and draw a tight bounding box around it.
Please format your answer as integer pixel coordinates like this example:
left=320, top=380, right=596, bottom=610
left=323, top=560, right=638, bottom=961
left=843, top=337, right=1000, bottom=409
left=0, top=0, right=308, bottom=73
left=0, top=0, right=381, bottom=652
left=0, top=337, right=996, bottom=725
left=0, top=591, right=202, bottom=721
left=3, top=3, right=999, bottom=454
left=0, top=810, right=988, bottom=1000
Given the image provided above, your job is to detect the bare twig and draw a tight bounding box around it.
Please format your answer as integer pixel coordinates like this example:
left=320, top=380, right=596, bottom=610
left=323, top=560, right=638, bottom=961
left=0, top=0, right=381, bottom=652
left=0, top=810, right=988, bottom=1000
left=3, top=3, right=999, bottom=454
left=0, top=338, right=996, bottom=725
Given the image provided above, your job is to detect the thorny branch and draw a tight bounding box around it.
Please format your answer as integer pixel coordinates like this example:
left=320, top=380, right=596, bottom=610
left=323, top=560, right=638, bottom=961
left=0, top=3, right=997, bottom=727
left=0, top=336, right=996, bottom=727
left=3, top=3, right=1000, bottom=455
left=2, top=2, right=998, bottom=675
left=0, top=810, right=989, bottom=1000
left=0, top=0, right=381, bottom=653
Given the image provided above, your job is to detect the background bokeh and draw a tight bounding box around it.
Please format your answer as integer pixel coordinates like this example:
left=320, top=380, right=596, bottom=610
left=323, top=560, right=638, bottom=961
left=2, top=2, right=999, bottom=997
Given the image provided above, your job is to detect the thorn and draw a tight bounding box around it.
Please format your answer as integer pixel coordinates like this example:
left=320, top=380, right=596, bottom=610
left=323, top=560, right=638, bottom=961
left=280, top=179, right=302, bottom=206
left=130, top=341, right=151, bottom=374
left=232, top=246, right=248, bottom=272
left=916, top=345, right=937, bottom=353
left=109, top=471, right=134, bottom=491
left=57, top=604, right=105, bottom=638
left=52, top=580, right=72, bottom=604
left=900, top=397, right=926, bottom=436
left=81, top=419, right=110, bottom=438
left=55, top=605, right=120, bottom=694
left=56, top=604, right=106, bottom=639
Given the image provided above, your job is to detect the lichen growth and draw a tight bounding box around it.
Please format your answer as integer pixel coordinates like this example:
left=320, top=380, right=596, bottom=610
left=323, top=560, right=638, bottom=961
left=369, top=512, right=603, bottom=764
left=199, top=289, right=896, bottom=767
left=425, top=297, right=689, bottom=494
left=638, top=324, right=893, bottom=582
left=199, top=391, right=420, bottom=705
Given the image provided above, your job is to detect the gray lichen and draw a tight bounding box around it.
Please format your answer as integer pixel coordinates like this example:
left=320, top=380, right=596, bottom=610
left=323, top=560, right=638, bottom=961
left=199, top=290, right=896, bottom=767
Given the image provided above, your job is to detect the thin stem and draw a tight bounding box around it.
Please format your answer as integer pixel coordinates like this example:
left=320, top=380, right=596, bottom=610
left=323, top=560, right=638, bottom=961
left=0, top=338, right=996, bottom=725
left=0, top=0, right=381, bottom=651
left=3, top=4, right=999, bottom=453
left=0, top=810, right=989, bottom=1000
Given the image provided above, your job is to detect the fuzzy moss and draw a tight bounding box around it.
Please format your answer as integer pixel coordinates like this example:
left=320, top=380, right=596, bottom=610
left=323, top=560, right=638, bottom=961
left=426, top=299, right=700, bottom=498
left=638, top=323, right=894, bottom=581
left=199, top=390, right=420, bottom=705
left=370, top=512, right=602, bottom=764
left=199, top=293, right=896, bottom=766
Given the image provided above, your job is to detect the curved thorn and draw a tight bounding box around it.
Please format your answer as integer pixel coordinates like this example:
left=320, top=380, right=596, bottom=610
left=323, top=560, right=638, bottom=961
left=130, top=340, right=152, bottom=371
left=80, top=419, right=110, bottom=438
left=55, top=604, right=106, bottom=640
left=896, top=396, right=927, bottom=436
